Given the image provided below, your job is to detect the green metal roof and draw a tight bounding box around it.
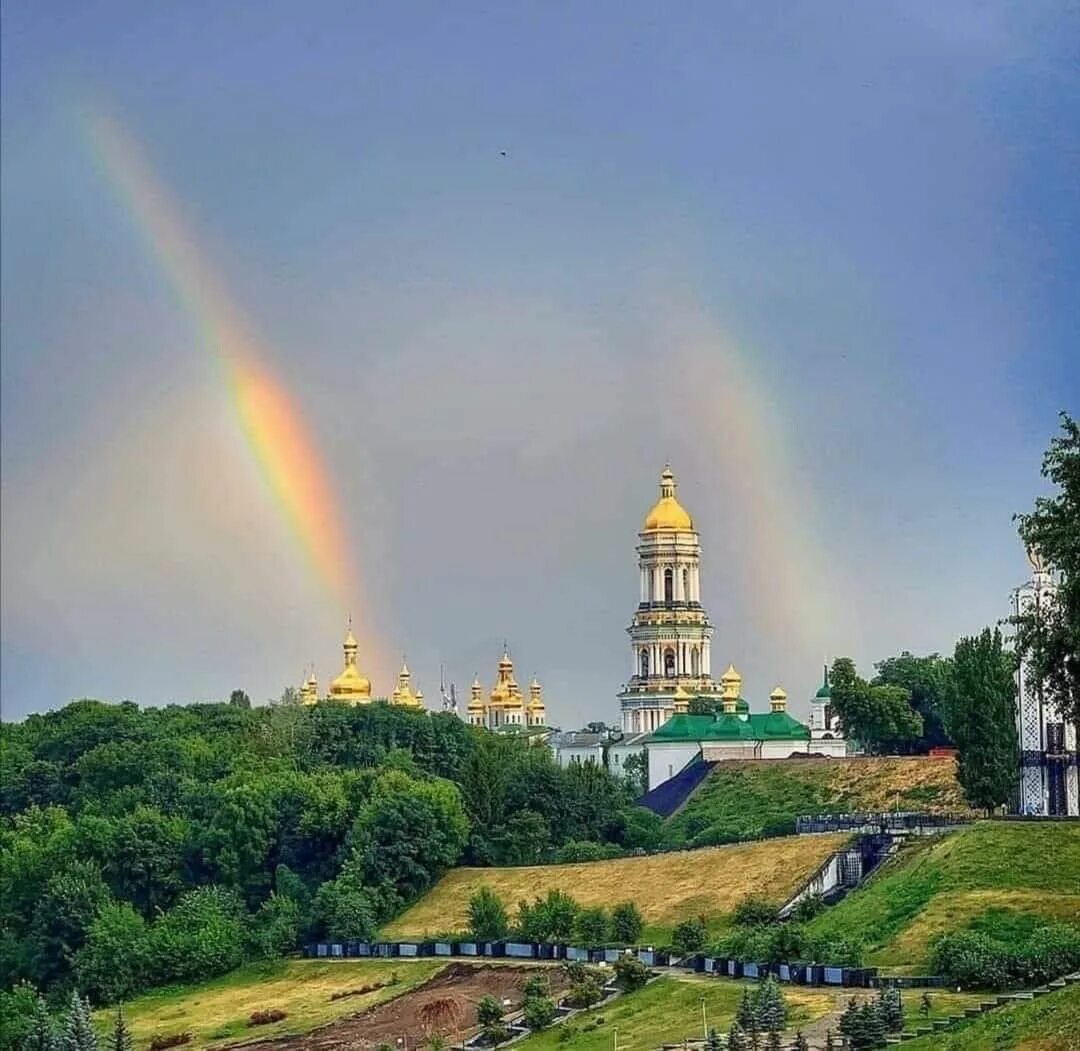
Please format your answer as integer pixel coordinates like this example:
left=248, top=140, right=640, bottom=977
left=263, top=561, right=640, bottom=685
left=650, top=711, right=810, bottom=743
left=815, top=685, right=831, bottom=699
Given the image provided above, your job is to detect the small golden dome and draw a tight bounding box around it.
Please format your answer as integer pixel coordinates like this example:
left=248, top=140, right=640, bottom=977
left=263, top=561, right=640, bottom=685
left=643, top=466, right=694, bottom=532
left=770, top=686, right=787, bottom=701
left=721, top=664, right=741, bottom=683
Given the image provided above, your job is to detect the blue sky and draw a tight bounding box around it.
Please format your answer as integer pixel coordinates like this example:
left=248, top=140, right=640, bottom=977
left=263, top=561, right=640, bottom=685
left=2, top=2, right=1078, bottom=724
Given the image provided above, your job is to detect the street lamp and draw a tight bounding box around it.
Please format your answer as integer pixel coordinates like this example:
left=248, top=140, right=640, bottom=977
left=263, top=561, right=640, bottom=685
left=700, top=995, right=708, bottom=1042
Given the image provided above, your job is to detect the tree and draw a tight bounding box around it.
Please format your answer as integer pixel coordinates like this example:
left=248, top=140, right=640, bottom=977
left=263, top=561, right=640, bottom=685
left=350, top=770, right=470, bottom=903
left=61, top=991, right=97, bottom=1051
left=477, top=995, right=504, bottom=1027
left=521, top=994, right=556, bottom=1031
left=107, top=1007, right=133, bottom=1051
left=754, top=976, right=787, bottom=1033
left=878, top=985, right=903, bottom=1032
left=727, top=1021, right=748, bottom=1051
left=1014, top=412, right=1080, bottom=729
left=228, top=690, right=252, bottom=709
left=575, top=906, right=610, bottom=945
left=312, top=856, right=378, bottom=941
left=919, top=991, right=932, bottom=1018
left=766, top=1031, right=781, bottom=1051
left=736, top=988, right=758, bottom=1035
left=620, top=750, right=648, bottom=797
left=611, top=902, right=644, bottom=944
left=73, top=902, right=148, bottom=1003
left=612, top=955, right=650, bottom=990
left=468, top=886, right=509, bottom=942
left=28, top=998, right=58, bottom=1051
left=944, top=629, right=1018, bottom=810
left=733, top=897, right=779, bottom=928
left=873, top=652, right=953, bottom=752
left=830, top=658, right=923, bottom=754
left=672, top=916, right=707, bottom=954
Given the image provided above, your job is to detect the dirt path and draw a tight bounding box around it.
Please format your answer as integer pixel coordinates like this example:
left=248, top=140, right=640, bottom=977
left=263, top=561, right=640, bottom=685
left=794, top=989, right=877, bottom=1049
left=221, top=963, right=568, bottom=1051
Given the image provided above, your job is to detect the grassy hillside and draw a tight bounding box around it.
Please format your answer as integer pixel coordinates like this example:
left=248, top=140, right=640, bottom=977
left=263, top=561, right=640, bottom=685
left=512, top=975, right=833, bottom=1051
left=902, top=984, right=1080, bottom=1050
left=384, top=833, right=848, bottom=941
left=805, top=821, right=1080, bottom=969
left=667, top=758, right=970, bottom=847
left=93, top=958, right=444, bottom=1049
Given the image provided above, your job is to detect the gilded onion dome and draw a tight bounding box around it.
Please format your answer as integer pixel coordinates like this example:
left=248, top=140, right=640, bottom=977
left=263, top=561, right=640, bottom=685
left=489, top=647, right=524, bottom=708
left=391, top=658, right=424, bottom=709
left=643, top=466, right=694, bottom=532
left=468, top=676, right=485, bottom=711
left=329, top=623, right=372, bottom=701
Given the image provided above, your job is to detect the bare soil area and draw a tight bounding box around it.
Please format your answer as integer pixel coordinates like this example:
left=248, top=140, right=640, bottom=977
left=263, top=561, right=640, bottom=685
left=221, top=963, right=568, bottom=1051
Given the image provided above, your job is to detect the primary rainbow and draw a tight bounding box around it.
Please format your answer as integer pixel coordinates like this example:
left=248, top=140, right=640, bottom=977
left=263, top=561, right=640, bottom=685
left=83, top=107, right=357, bottom=611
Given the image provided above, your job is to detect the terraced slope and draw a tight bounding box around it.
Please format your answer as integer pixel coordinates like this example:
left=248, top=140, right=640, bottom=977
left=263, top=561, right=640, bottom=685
left=384, top=833, right=848, bottom=941
left=667, top=757, right=970, bottom=847
left=804, top=821, right=1080, bottom=970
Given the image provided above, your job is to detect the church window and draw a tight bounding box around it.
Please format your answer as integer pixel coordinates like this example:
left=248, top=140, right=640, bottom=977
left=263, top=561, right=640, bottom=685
left=682, top=568, right=689, bottom=600
left=691, top=647, right=700, bottom=677
left=664, top=568, right=673, bottom=603
left=664, top=649, right=676, bottom=678
left=641, top=650, right=650, bottom=678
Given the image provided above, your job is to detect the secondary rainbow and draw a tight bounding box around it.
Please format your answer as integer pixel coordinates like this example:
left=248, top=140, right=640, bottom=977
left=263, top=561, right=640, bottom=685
left=82, top=107, right=357, bottom=613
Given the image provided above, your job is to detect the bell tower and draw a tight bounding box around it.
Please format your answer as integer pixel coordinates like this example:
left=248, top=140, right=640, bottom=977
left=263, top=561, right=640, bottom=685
left=617, top=466, right=722, bottom=733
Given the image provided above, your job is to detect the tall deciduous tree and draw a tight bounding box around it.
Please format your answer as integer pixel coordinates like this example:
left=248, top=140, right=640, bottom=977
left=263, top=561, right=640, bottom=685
left=944, top=628, right=1018, bottom=810
left=873, top=652, right=953, bottom=751
left=1014, top=412, right=1080, bottom=728
left=830, top=659, right=923, bottom=754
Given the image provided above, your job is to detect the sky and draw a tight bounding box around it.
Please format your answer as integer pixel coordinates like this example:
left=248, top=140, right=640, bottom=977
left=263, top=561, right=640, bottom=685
left=2, top=2, right=1078, bottom=726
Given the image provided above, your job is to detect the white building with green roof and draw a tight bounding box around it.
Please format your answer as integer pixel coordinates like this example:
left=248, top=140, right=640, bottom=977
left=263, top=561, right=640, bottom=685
left=644, top=678, right=817, bottom=789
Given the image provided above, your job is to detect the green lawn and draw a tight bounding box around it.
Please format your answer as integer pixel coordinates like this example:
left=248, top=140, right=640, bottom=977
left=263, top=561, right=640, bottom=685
left=512, top=976, right=833, bottom=1051
left=666, top=758, right=969, bottom=848
left=900, top=984, right=1080, bottom=1050
left=93, top=957, right=444, bottom=1049
left=803, top=822, right=1080, bottom=970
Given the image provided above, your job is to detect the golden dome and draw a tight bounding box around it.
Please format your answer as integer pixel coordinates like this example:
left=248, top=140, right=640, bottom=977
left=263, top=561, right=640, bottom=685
left=721, top=664, right=742, bottom=684
left=643, top=466, right=694, bottom=532
left=329, top=622, right=372, bottom=701
left=391, top=658, right=424, bottom=708
left=770, top=686, right=787, bottom=701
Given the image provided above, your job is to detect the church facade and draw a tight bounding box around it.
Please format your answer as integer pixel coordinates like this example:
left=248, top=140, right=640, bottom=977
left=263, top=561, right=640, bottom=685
left=298, top=623, right=425, bottom=709
left=1013, top=550, right=1079, bottom=816
left=467, top=648, right=547, bottom=730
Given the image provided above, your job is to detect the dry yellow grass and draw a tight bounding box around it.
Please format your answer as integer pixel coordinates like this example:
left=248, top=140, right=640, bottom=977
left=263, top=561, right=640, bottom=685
left=98, top=958, right=445, bottom=1049
left=384, top=833, right=848, bottom=938
left=873, top=889, right=1080, bottom=966
left=804, top=756, right=972, bottom=812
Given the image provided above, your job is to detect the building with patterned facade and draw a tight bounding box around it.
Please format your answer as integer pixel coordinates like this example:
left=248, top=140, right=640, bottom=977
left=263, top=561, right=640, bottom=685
left=1012, top=549, right=1079, bottom=816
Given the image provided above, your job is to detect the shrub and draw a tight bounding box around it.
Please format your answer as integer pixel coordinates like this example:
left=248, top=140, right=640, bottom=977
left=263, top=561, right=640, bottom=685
left=791, top=894, right=825, bottom=923
left=522, top=995, right=557, bottom=1031
left=564, top=971, right=605, bottom=1009
left=672, top=916, right=708, bottom=954
left=612, top=955, right=650, bottom=990
left=575, top=906, right=610, bottom=945
left=477, top=995, right=504, bottom=1028
left=468, top=886, right=509, bottom=942
left=931, top=930, right=1006, bottom=989
left=554, top=841, right=620, bottom=863
left=148, top=1034, right=192, bottom=1051
left=247, top=893, right=301, bottom=960
left=523, top=974, right=550, bottom=1000
left=146, top=887, right=246, bottom=986
left=611, top=902, right=644, bottom=944
left=249, top=1009, right=288, bottom=1026
left=733, top=897, right=780, bottom=928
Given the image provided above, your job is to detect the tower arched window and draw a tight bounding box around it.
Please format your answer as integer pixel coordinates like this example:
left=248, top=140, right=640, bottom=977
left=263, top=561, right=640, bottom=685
left=640, top=649, right=650, bottom=678
left=683, top=568, right=689, bottom=602
left=664, top=648, right=676, bottom=679
left=664, top=568, right=673, bottom=604
left=691, top=647, right=700, bottom=677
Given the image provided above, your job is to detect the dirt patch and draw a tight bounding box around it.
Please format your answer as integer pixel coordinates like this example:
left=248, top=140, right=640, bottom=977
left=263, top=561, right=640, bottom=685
left=221, top=963, right=568, bottom=1051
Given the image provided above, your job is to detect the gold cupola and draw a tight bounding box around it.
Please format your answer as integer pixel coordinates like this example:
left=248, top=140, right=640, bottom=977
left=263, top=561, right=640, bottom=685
left=770, top=686, right=788, bottom=713
left=328, top=620, right=373, bottom=703
left=643, top=465, right=694, bottom=532
left=391, top=658, right=424, bottom=709
left=489, top=647, right=523, bottom=708
left=526, top=676, right=547, bottom=726
left=299, top=665, right=320, bottom=706
left=720, top=664, right=741, bottom=714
